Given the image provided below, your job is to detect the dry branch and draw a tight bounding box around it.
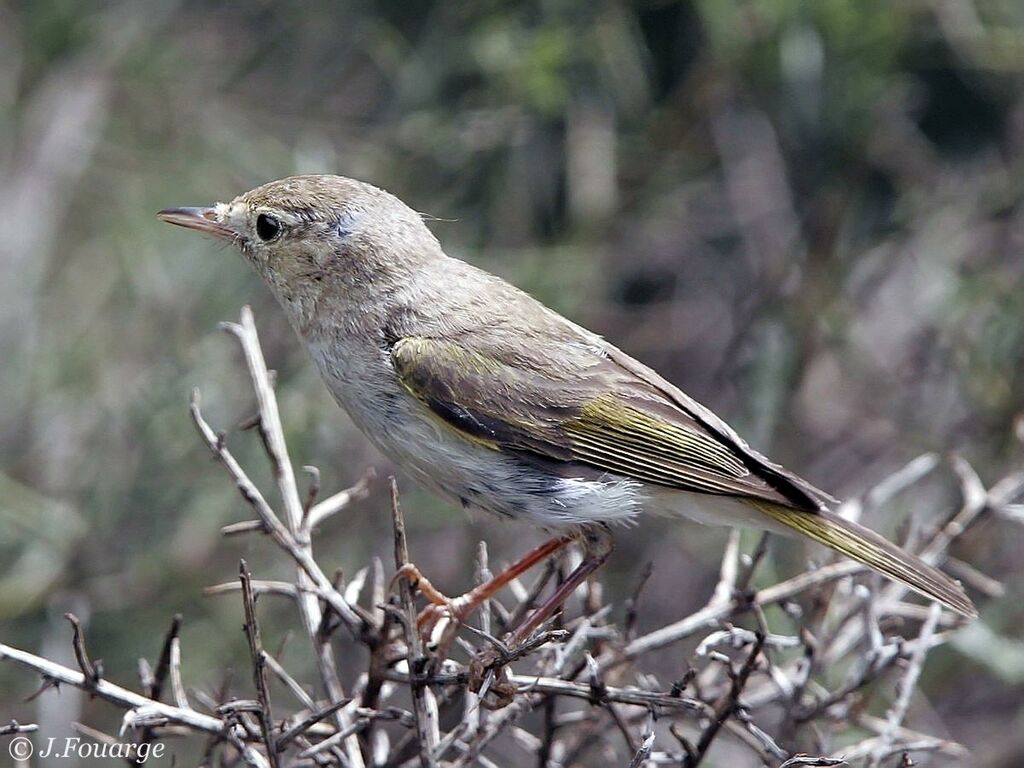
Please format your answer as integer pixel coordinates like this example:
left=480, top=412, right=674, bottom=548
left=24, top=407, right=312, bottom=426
left=391, top=477, right=441, bottom=767
left=0, top=642, right=225, bottom=735
left=239, top=559, right=280, bottom=768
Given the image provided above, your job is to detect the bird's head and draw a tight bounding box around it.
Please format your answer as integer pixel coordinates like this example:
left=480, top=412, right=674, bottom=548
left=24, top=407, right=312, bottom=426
left=158, top=175, right=443, bottom=327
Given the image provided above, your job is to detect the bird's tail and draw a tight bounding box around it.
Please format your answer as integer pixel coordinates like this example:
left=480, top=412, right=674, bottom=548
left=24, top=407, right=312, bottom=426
left=752, top=502, right=977, bottom=618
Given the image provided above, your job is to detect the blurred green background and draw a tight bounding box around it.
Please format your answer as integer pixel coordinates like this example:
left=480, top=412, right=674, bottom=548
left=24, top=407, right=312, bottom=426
left=2, top=0, right=1024, bottom=765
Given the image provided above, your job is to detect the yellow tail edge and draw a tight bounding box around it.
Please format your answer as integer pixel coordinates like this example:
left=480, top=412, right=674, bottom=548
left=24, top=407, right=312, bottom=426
left=753, top=502, right=977, bottom=618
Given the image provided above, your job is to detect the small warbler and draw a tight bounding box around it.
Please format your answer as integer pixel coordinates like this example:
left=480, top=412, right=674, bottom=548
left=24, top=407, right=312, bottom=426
left=159, top=175, right=975, bottom=628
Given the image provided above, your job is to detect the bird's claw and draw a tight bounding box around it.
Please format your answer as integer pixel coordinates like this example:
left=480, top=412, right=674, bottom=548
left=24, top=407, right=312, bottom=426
left=392, top=563, right=465, bottom=652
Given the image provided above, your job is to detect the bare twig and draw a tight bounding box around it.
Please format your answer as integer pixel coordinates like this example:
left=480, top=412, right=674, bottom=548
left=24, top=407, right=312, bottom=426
left=778, top=756, right=846, bottom=767
left=866, top=603, right=942, bottom=768
left=215, top=307, right=370, bottom=768
left=277, top=699, right=353, bottom=750
left=306, top=469, right=374, bottom=531
left=0, top=721, right=38, bottom=736
left=391, top=477, right=440, bottom=767
left=239, top=560, right=280, bottom=768
left=624, top=561, right=654, bottom=640
left=600, top=561, right=863, bottom=670
left=384, top=669, right=710, bottom=715
left=0, top=643, right=225, bottom=734
left=5, top=307, right=1019, bottom=767
left=205, top=580, right=301, bottom=599
left=683, top=632, right=765, bottom=767
left=145, top=614, right=182, bottom=701
left=189, top=389, right=366, bottom=635
left=263, top=652, right=315, bottom=712
left=301, top=464, right=322, bottom=523
left=136, top=613, right=185, bottom=755
left=627, top=725, right=656, bottom=768
left=167, top=632, right=189, bottom=711
left=65, top=613, right=101, bottom=689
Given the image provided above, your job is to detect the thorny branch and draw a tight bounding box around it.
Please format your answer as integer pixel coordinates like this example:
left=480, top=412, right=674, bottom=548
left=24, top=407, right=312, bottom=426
left=2, top=308, right=1023, bottom=766
left=682, top=631, right=765, bottom=767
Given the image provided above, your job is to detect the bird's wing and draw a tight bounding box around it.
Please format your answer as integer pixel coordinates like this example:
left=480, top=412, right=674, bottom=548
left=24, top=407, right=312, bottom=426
left=390, top=334, right=829, bottom=510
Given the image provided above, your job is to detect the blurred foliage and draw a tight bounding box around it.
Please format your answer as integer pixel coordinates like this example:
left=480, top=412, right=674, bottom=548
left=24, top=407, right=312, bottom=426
left=2, top=0, right=1024, bottom=764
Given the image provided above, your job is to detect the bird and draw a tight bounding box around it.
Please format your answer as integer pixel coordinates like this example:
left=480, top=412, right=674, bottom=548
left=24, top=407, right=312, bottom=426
left=158, top=174, right=975, bottom=640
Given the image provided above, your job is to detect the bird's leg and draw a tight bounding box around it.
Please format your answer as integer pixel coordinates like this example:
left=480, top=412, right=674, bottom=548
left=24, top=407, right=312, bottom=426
left=465, top=526, right=614, bottom=707
left=394, top=535, right=574, bottom=649
left=449, top=535, right=574, bottom=620
left=509, top=524, right=614, bottom=645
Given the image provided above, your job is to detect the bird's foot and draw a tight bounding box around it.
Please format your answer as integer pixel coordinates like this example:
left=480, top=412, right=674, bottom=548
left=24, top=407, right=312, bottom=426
left=391, top=564, right=513, bottom=702
left=391, top=533, right=585, bottom=656
left=391, top=563, right=468, bottom=653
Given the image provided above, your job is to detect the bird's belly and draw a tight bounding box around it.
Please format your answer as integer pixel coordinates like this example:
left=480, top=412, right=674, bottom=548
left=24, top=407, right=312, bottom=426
left=365, top=403, right=644, bottom=529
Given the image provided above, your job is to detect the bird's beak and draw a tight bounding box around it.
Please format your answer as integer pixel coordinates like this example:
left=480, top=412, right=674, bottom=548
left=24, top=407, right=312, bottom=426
left=157, top=206, right=238, bottom=242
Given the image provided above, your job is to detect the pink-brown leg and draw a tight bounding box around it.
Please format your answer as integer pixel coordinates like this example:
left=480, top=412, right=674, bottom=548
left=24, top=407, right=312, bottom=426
left=466, top=526, right=615, bottom=708
left=395, top=527, right=614, bottom=651
left=394, top=535, right=574, bottom=646
left=509, top=525, right=614, bottom=644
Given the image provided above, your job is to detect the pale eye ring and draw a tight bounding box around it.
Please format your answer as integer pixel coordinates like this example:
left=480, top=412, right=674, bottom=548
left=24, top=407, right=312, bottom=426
left=256, top=213, right=281, bottom=242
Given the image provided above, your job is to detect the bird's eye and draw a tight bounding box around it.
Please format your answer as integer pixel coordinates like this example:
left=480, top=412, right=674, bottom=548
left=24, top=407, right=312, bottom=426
left=256, top=214, right=281, bottom=242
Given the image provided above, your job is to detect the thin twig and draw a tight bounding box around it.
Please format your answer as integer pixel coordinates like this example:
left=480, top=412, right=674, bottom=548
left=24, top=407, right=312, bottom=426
left=65, top=613, right=101, bottom=690
left=277, top=699, right=353, bottom=750
left=218, top=307, right=368, bottom=768
left=137, top=613, right=184, bottom=754
left=684, top=632, right=765, bottom=768
left=190, top=389, right=366, bottom=635
left=239, top=560, right=280, bottom=768
left=205, top=580, right=301, bottom=599
left=600, top=561, right=862, bottom=671
left=263, top=651, right=316, bottom=712
left=391, top=477, right=440, bottom=768
left=866, top=603, right=942, bottom=768
left=146, top=614, right=182, bottom=701
left=306, top=469, right=375, bottom=531
left=0, top=721, right=38, bottom=736
left=384, top=669, right=710, bottom=715
left=163, top=631, right=190, bottom=712
left=5, top=305, right=1019, bottom=767
left=0, top=643, right=225, bottom=734
left=627, top=725, right=656, bottom=768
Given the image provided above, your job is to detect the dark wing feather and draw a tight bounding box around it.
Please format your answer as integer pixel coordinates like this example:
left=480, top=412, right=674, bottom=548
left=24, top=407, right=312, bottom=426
left=391, top=335, right=828, bottom=510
